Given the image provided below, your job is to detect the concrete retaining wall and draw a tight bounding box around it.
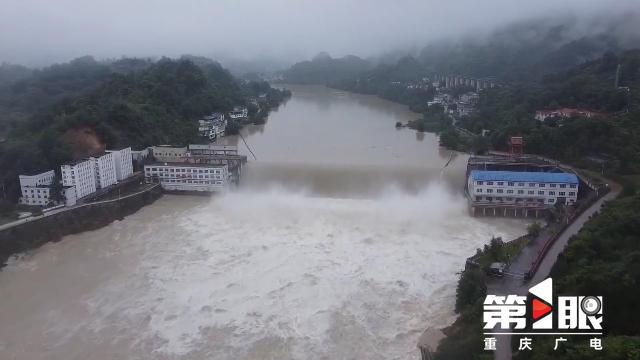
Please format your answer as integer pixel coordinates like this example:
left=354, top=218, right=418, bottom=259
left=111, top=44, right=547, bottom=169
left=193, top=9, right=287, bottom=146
left=0, top=185, right=162, bottom=267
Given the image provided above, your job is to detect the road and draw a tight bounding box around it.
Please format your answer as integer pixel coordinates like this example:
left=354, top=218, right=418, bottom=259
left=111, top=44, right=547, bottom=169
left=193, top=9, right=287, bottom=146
left=491, top=184, right=620, bottom=360
left=0, top=184, right=157, bottom=231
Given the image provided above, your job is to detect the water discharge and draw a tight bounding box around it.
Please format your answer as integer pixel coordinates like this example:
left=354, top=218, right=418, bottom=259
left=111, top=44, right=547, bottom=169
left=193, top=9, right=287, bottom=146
left=0, top=85, right=527, bottom=359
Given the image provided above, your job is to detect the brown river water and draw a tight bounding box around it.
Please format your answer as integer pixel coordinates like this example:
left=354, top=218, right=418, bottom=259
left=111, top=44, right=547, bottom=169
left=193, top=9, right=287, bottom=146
left=0, top=85, right=526, bottom=360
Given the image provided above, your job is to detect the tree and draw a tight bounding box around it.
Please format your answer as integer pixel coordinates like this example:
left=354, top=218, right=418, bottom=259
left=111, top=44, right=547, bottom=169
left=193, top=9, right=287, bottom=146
left=31, top=206, right=43, bottom=217
left=439, top=128, right=461, bottom=150
left=527, top=221, right=542, bottom=237
left=48, top=176, right=65, bottom=205
left=455, top=268, right=487, bottom=313
left=395, top=121, right=402, bottom=128
left=488, top=236, right=504, bottom=261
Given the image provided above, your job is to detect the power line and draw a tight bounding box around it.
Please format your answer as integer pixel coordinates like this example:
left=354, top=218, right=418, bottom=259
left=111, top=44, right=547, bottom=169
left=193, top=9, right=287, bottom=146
left=238, top=131, right=257, bottom=161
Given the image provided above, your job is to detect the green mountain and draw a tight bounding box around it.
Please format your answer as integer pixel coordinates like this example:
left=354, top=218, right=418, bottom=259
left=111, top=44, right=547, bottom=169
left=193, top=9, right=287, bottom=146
left=419, top=15, right=640, bottom=82
left=280, top=53, right=372, bottom=86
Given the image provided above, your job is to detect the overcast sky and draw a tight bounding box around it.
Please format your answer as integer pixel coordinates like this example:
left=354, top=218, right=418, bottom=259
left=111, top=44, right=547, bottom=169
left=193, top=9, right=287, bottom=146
left=1, top=0, right=638, bottom=66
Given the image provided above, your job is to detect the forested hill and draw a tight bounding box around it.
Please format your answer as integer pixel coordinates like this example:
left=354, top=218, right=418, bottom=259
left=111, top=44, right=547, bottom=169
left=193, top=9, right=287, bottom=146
left=279, top=52, right=372, bottom=86
left=456, top=49, right=640, bottom=174
left=0, top=57, right=286, bottom=200
left=338, top=56, right=435, bottom=112
left=0, top=56, right=155, bottom=130
left=419, top=15, right=640, bottom=83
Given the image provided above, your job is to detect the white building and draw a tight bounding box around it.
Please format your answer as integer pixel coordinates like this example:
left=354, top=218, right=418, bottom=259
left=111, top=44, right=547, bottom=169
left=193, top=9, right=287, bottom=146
left=18, top=169, right=55, bottom=188
left=106, top=147, right=133, bottom=181
left=150, top=145, right=188, bottom=162
left=229, top=106, right=248, bottom=119
left=188, top=144, right=238, bottom=155
left=91, top=152, right=117, bottom=189
left=131, top=148, right=149, bottom=162
left=467, top=171, right=579, bottom=205
left=144, top=163, right=229, bottom=192
left=61, top=158, right=97, bottom=199
left=18, top=183, right=76, bottom=207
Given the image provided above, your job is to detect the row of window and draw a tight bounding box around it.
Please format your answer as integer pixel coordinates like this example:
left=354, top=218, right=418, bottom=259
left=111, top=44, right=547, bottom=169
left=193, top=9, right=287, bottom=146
left=163, top=180, right=224, bottom=185
left=147, top=168, right=223, bottom=174
left=23, top=189, right=49, bottom=194
left=476, top=181, right=577, bottom=189
left=475, top=196, right=567, bottom=204
left=476, top=188, right=575, bottom=196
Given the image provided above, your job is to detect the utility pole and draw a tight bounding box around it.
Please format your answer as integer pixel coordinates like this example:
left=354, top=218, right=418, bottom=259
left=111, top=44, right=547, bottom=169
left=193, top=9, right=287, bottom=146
left=615, top=64, right=620, bottom=88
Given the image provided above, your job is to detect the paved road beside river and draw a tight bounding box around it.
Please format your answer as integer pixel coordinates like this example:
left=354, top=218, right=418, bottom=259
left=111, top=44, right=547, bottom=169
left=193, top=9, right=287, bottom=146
left=490, top=184, right=620, bottom=360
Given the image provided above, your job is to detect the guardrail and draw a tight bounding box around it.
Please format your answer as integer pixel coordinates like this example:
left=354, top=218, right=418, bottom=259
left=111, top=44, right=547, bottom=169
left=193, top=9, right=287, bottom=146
left=527, top=185, right=611, bottom=277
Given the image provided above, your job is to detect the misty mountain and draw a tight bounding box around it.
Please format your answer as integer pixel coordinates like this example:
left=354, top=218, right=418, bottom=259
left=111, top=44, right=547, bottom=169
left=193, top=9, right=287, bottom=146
left=0, top=62, right=32, bottom=86
left=280, top=53, right=373, bottom=86
left=338, top=56, right=435, bottom=113
left=419, top=14, right=640, bottom=82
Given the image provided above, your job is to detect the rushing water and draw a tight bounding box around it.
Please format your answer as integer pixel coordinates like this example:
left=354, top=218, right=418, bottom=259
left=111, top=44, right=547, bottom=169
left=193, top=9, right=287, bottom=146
left=0, top=85, right=526, bottom=360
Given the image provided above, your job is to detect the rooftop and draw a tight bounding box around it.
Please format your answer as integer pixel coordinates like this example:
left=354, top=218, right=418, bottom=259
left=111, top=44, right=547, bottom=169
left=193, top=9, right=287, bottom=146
left=62, top=158, right=92, bottom=166
left=146, top=162, right=227, bottom=168
left=189, top=144, right=238, bottom=150
left=106, top=147, right=131, bottom=152
left=470, top=170, right=579, bottom=184
left=20, top=169, right=53, bottom=177
left=91, top=151, right=112, bottom=158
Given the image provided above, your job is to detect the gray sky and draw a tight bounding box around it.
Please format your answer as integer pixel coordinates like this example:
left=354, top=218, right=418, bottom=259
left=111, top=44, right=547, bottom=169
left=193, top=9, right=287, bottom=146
left=1, top=0, right=638, bottom=66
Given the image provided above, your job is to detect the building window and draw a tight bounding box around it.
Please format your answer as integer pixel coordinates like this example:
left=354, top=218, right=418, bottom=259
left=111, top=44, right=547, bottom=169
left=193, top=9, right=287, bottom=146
left=487, top=189, right=493, bottom=193
left=560, top=184, right=567, bottom=188
left=487, top=181, right=494, bottom=185
left=548, top=199, right=555, bottom=203
left=539, top=184, right=545, bottom=188
left=518, top=183, right=524, bottom=186
left=569, top=192, right=576, bottom=196
left=476, top=189, right=482, bottom=193
left=538, top=191, right=544, bottom=195
left=497, top=189, right=503, bottom=193
left=518, top=190, right=524, bottom=194
left=528, top=183, right=535, bottom=187
left=528, top=190, right=534, bottom=195
left=559, top=192, right=566, bottom=196
left=570, top=184, right=577, bottom=188
left=506, top=197, right=513, bottom=201
left=508, top=182, right=514, bottom=186
left=549, top=191, right=555, bottom=195
left=507, top=190, right=513, bottom=194
left=550, top=184, right=557, bottom=188
left=497, top=182, right=504, bottom=186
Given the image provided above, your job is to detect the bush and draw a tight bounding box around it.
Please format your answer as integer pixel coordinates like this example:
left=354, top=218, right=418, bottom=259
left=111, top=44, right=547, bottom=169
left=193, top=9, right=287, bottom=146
left=395, top=121, right=402, bottom=128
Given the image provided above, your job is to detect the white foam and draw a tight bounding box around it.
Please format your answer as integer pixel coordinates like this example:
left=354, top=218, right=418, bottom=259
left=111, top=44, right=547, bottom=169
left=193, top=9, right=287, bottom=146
left=82, top=182, right=525, bottom=358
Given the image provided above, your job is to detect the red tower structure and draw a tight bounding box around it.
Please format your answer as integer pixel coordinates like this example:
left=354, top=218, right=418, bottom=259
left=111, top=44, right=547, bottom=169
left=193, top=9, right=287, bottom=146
left=508, top=136, right=523, bottom=158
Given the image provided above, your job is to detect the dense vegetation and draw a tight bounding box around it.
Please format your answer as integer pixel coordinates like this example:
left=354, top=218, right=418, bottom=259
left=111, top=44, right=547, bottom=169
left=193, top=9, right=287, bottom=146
left=456, top=49, right=640, bottom=173
left=338, top=56, right=437, bottom=112
left=419, top=16, right=640, bottom=82
left=0, top=57, right=288, bottom=202
left=512, top=193, right=640, bottom=359
left=279, top=52, right=372, bottom=86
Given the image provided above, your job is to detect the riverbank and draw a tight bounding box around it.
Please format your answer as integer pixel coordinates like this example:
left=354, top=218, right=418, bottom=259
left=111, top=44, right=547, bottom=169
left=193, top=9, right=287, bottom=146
left=0, top=184, right=162, bottom=268
left=426, top=172, right=620, bottom=360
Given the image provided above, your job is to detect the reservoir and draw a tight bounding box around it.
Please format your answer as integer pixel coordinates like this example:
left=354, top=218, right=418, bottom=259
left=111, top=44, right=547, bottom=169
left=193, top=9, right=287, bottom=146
left=0, top=85, right=526, bottom=359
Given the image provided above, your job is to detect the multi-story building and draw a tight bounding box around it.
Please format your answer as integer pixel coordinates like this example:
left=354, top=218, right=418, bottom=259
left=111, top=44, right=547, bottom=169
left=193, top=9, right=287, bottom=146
left=188, top=144, right=238, bottom=156
left=144, top=163, right=229, bottom=192
left=18, top=169, right=54, bottom=206
left=106, top=147, right=133, bottom=181
left=18, top=169, right=55, bottom=187
left=229, top=106, right=248, bottom=119
left=467, top=171, right=579, bottom=205
left=149, top=145, right=188, bottom=162
left=61, top=158, right=96, bottom=199
left=91, top=152, right=117, bottom=189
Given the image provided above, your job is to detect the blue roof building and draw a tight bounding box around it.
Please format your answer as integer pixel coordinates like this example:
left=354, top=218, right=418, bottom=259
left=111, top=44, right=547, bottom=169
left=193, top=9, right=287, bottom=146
left=470, top=171, right=578, bottom=184
left=468, top=170, right=579, bottom=206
